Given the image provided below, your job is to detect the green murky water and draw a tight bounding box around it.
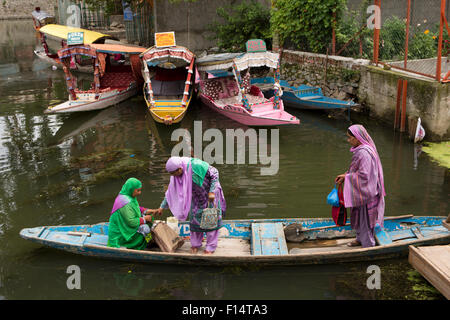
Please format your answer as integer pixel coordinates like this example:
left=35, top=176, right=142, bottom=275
left=0, top=20, right=448, bottom=300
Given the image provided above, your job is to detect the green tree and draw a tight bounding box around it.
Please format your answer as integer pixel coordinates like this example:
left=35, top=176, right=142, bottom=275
left=271, top=0, right=346, bottom=53
left=208, top=0, right=272, bottom=52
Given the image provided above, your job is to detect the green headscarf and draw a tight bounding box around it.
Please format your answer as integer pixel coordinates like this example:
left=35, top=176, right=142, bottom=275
left=190, top=158, right=209, bottom=187
left=119, top=177, right=142, bottom=210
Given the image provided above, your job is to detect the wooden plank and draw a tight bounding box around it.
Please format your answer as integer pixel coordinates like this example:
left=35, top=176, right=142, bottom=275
left=389, top=228, right=415, bottom=241
left=375, top=226, right=393, bottom=245
left=251, top=223, right=262, bottom=255
left=251, top=223, right=288, bottom=256
left=409, top=245, right=450, bottom=299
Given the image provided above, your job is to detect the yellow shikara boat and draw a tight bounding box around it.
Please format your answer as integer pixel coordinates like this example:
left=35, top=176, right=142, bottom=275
left=140, top=45, right=195, bottom=124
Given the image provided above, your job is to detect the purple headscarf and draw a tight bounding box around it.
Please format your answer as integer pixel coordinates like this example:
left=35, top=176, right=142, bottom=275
left=348, top=124, right=386, bottom=197
left=164, top=157, right=193, bottom=221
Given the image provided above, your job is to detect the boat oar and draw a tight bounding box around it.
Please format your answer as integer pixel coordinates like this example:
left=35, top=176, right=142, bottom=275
left=284, top=214, right=414, bottom=243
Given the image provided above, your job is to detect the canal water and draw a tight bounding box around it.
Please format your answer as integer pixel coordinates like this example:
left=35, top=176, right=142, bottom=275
left=0, top=20, right=448, bottom=300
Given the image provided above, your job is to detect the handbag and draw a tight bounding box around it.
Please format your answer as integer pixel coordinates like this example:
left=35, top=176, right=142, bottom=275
left=331, top=184, right=347, bottom=226
left=199, top=202, right=221, bottom=230
left=327, top=184, right=340, bottom=207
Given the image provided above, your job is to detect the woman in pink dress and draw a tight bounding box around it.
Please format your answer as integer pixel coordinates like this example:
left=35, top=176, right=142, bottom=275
left=335, top=125, right=386, bottom=248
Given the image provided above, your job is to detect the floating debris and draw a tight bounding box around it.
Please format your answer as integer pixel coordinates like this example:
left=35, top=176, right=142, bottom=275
left=422, top=141, right=450, bottom=169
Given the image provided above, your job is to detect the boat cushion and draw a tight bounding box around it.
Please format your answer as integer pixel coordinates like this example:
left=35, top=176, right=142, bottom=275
left=201, top=79, right=224, bottom=100
left=251, top=222, right=289, bottom=256
left=152, top=79, right=185, bottom=96
left=100, top=72, right=135, bottom=89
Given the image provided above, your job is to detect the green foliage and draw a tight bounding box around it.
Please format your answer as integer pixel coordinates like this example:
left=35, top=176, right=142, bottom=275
left=208, top=0, right=272, bottom=52
left=271, top=0, right=347, bottom=53
left=334, top=0, right=373, bottom=59
left=83, top=0, right=123, bottom=16
left=379, top=16, right=406, bottom=61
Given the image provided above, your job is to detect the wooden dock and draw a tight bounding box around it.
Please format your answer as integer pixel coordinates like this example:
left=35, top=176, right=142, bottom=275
left=408, top=245, right=450, bottom=299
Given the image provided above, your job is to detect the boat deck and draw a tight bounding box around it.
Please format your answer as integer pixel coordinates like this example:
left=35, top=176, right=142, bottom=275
left=409, top=245, right=450, bottom=299
left=147, top=237, right=252, bottom=256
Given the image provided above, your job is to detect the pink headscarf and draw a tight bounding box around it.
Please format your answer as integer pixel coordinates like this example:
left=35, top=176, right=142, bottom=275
left=164, top=157, right=193, bottom=221
left=348, top=124, right=386, bottom=197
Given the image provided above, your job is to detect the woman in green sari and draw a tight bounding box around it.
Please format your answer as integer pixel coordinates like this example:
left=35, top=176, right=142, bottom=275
left=107, top=178, right=159, bottom=250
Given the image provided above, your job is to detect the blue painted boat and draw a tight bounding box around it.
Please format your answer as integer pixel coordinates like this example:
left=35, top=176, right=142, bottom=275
left=20, top=215, right=450, bottom=266
left=251, top=77, right=359, bottom=111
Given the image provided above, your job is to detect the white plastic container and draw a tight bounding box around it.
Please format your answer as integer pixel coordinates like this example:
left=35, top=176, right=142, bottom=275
left=166, top=216, right=179, bottom=234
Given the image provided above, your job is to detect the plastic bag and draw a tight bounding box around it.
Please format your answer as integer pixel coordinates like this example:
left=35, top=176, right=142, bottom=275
left=327, top=184, right=340, bottom=207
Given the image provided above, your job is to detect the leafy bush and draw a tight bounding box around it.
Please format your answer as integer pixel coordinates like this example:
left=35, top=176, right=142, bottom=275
left=271, top=0, right=347, bottom=54
left=208, top=0, right=272, bottom=52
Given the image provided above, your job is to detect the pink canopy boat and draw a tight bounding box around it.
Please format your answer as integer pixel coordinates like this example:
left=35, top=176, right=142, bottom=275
left=195, top=42, right=300, bottom=126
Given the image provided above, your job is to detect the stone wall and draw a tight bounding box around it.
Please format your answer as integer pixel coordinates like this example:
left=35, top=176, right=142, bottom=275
left=281, top=50, right=449, bottom=141
left=1, top=0, right=56, bottom=18
left=281, top=50, right=369, bottom=103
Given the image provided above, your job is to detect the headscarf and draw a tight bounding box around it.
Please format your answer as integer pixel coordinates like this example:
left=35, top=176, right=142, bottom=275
left=164, top=157, right=193, bottom=221
left=110, top=177, right=142, bottom=215
left=348, top=124, right=386, bottom=197
left=164, top=157, right=210, bottom=221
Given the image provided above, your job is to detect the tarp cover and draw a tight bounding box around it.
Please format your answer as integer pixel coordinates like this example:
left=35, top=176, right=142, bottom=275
left=196, top=52, right=279, bottom=72
left=39, top=24, right=114, bottom=44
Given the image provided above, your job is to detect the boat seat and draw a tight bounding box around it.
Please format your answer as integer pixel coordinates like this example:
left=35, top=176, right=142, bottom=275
left=251, top=222, right=288, bottom=256
left=299, top=95, right=322, bottom=100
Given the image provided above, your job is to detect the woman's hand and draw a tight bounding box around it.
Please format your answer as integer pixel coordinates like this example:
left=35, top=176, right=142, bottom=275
left=144, top=215, right=153, bottom=223
left=335, top=174, right=346, bottom=185
left=208, top=192, right=215, bottom=203
left=145, top=208, right=163, bottom=216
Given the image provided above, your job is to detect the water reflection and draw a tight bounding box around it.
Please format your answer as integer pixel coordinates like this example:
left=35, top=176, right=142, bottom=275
left=0, top=20, right=448, bottom=300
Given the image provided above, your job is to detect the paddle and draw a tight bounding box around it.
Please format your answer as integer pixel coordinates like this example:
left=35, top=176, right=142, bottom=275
left=284, top=214, right=414, bottom=243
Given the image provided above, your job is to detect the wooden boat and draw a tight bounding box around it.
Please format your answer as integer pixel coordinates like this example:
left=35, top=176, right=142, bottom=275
left=19, top=215, right=450, bottom=266
left=251, top=77, right=359, bottom=111
left=141, top=45, right=195, bottom=124
left=195, top=41, right=300, bottom=126
left=44, top=43, right=146, bottom=113
left=409, top=245, right=450, bottom=299
left=31, top=8, right=55, bottom=31
left=35, top=24, right=117, bottom=73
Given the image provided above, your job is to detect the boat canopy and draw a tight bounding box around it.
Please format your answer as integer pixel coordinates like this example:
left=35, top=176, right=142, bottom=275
left=39, top=24, right=115, bottom=44
left=89, top=43, right=147, bottom=55
left=32, top=10, right=54, bottom=22
left=196, top=51, right=279, bottom=72
left=141, top=46, right=195, bottom=68
left=57, top=44, right=143, bottom=100
left=195, top=53, right=243, bottom=71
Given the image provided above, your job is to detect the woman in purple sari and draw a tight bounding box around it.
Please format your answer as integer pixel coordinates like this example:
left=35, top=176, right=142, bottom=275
left=335, top=125, right=386, bottom=248
left=154, top=157, right=226, bottom=254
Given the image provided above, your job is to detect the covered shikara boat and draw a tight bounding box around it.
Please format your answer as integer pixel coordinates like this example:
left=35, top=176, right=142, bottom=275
left=44, top=43, right=145, bottom=113
left=19, top=215, right=450, bottom=266
left=251, top=77, right=359, bottom=112
left=141, top=45, right=195, bottom=124
left=35, top=24, right=116, bottom=73
left=195, top=41, right=299, bottom=126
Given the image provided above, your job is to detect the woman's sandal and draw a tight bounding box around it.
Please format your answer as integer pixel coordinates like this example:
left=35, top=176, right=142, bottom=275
left=347, top=240, right=361, bottom=247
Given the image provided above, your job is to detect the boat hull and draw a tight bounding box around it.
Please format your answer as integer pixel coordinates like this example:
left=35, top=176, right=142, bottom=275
left=19, top=216, right=450, bottom=266
left=199, top=94, right=299, bottom=126
left=44, top=86, right=137, bottom=113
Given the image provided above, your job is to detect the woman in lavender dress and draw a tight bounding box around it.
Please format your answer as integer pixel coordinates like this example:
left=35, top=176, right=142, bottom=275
left=335, top=125, right=386, bottom=248
left=154, top=157, right=226, bottom=254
